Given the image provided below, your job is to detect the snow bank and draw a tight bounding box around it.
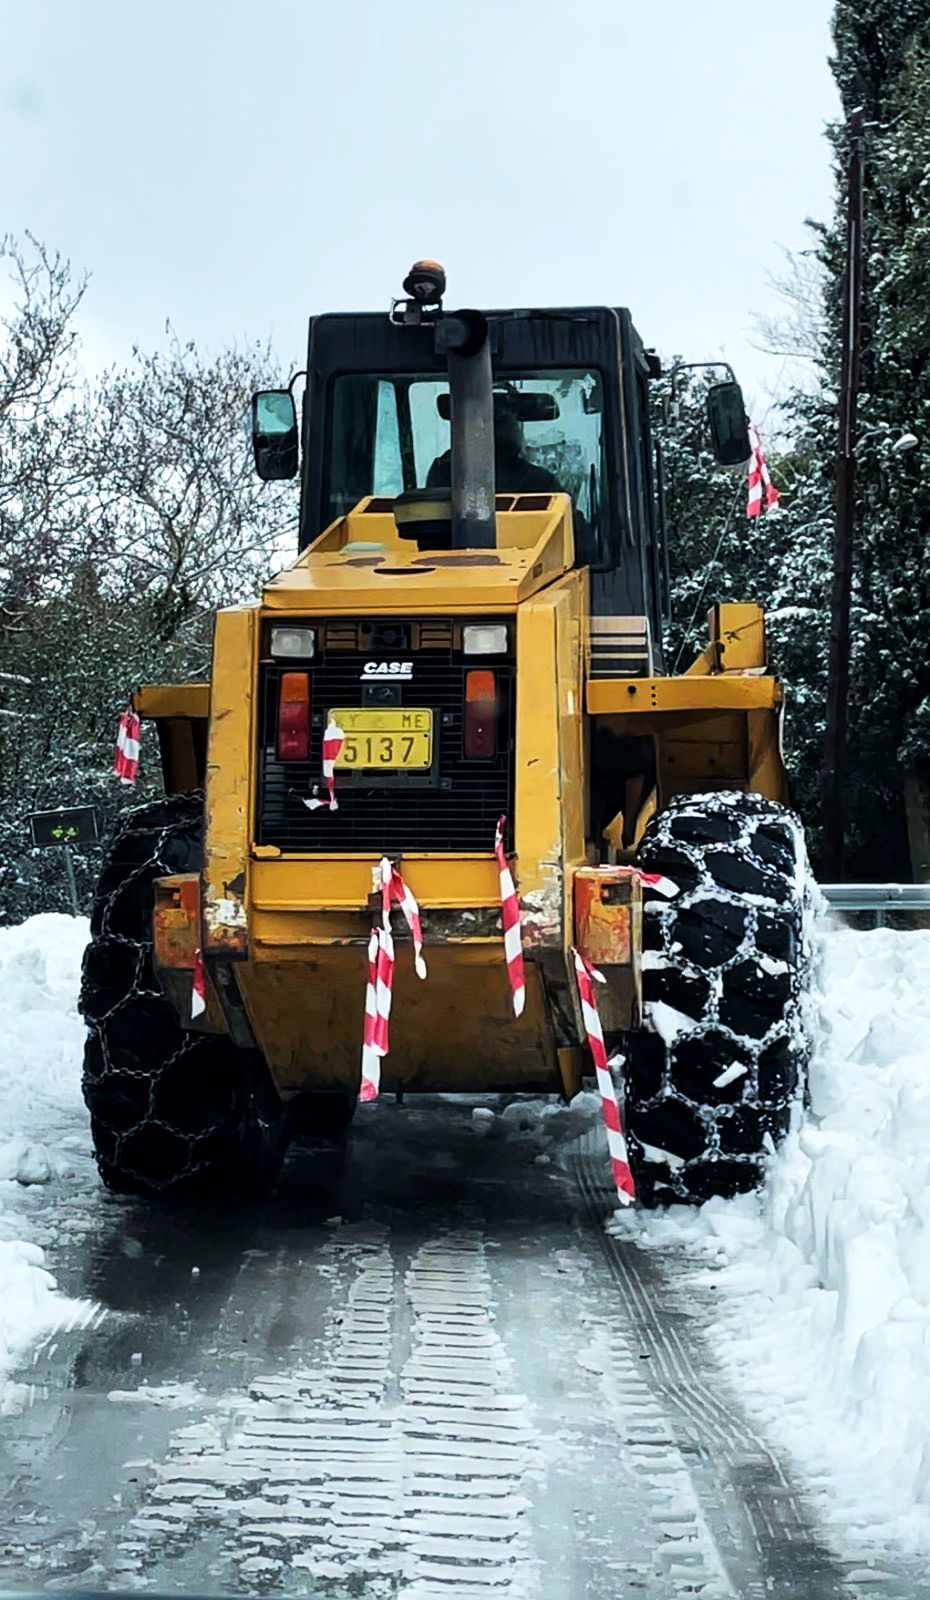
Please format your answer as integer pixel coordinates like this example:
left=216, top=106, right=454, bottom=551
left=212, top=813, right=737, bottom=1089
left=613, top=926, right=930, bottom=1552
left=0, top=914, right=93, bottom=1399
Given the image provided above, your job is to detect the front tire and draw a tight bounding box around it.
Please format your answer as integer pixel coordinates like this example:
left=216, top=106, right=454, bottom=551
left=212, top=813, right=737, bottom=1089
left=80, top=793, right=290, bottom=1200
left=625, top=792, right=813, bottom=1205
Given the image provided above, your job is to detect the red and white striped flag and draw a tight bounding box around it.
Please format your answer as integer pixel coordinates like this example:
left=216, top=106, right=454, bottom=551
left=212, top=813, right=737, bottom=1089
left=113, top=703, right=141, bottom=786
left=572, top=947, right=636, bottom=1207
left=389, top=864, right=427, bottom=980
left=360, top=929, right=382, bottom=1103
left=360, top=921, right=394, bottom=1104
left=495, top=816, right=525, bottom=1018
left=359, top=860, right=395, bottom=1104
left=301, top=720, right=345, bottom=811
left=191, top=949, right=207, bottom=1020
left=747, top=422, right=780, bottom=518
left=358, top=858, right=431, bottom=1102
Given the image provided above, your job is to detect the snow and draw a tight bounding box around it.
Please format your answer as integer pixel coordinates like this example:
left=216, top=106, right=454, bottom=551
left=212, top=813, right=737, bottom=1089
left=612, top=924, right=930, bottom=1553
left=6, top=905, right=930, bottom=1560
left=108, top=1382, right=207, bottom=1408
left=0, top=913, right=95, bottom=1404
left=638, top=1140, right=685, bottom=1171
left=473, top=1090, right=602, bottom=1150
left=712, top=1060, right=748, bottom=1088
left=649, top=1000, right=697, bottom=1046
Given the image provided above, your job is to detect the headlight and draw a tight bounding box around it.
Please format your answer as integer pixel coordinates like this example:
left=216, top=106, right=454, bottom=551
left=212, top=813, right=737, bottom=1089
left=463, top=624, right=508, bottom=656
left=270, top=626, right=315, bottom=659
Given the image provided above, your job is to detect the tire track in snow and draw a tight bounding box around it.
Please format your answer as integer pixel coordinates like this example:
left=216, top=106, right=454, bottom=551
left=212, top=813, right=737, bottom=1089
left=399, top=1231, right=539, bottom=1597
left=120, top=1222, right=405, bottom=1588
left=118, top=1222, right=541, bottom=1595
left=574, top=1148, right=918, bottom=1600
left=580, top=1314, right=734, bottom=1597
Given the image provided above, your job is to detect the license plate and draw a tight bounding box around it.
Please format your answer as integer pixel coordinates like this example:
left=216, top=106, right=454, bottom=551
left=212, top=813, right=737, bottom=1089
left=330, top=708, right=433, bottom=770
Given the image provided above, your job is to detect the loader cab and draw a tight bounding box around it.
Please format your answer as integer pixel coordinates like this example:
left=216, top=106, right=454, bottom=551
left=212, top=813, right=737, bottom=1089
left=278, top=306, right=668, bottom=646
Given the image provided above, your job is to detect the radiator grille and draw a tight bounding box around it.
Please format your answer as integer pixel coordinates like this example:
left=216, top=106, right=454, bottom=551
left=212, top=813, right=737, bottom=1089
left=257, top=621, right=515, bottom=853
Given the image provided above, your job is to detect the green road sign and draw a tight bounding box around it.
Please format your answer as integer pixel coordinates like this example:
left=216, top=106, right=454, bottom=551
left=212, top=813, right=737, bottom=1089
left=29, top=805, right=100, bottom=849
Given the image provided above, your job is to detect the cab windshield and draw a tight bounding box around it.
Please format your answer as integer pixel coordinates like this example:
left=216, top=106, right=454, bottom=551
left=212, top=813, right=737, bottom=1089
left=325, top=368, right=606, bottom=558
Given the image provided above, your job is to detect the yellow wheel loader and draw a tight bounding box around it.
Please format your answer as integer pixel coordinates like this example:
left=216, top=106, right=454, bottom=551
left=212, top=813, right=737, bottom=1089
left=80, top=262, right=809, bottom=1206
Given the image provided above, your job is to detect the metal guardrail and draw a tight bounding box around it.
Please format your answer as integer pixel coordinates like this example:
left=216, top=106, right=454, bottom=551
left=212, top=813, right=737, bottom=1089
left=820, top=883, right=930, bottom=924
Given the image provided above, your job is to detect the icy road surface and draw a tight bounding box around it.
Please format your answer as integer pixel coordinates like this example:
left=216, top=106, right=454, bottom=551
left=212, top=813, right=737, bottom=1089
left=0, top=914, right=928, bottom=1598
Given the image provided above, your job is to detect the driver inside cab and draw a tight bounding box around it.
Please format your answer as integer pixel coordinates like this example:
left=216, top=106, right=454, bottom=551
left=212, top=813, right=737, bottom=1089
left=427, top=391, right=561, bottom=497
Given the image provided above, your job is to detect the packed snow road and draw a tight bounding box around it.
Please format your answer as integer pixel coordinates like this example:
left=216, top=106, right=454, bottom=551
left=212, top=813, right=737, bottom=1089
left=0, top=915, right=929, bottom=1598
left=0, top=1105, right=920, bottom=1599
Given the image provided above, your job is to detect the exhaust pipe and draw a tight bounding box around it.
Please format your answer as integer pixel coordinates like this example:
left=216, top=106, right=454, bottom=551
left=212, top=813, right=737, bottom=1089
left=436, top=310, right=496, bottom=550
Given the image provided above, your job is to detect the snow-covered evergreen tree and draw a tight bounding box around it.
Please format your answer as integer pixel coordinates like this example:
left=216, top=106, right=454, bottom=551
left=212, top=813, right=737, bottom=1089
left=654, top=368, right=833, bottom=857
left=652, top=367, right=748, bottom=669
left=822, top=4, right=930, bottom=876
left=708, top=3, right=930, bottom=877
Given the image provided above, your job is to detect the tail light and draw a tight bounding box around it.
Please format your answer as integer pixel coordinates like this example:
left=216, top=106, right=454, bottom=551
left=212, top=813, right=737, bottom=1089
left=277, top=671, right=310, bottom=761
left=464, top=670, right=498, bottom=759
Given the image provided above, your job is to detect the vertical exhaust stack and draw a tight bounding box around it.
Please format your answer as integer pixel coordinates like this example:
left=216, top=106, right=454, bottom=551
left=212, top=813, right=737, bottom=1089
left=435, top=310, right=496, bottom=550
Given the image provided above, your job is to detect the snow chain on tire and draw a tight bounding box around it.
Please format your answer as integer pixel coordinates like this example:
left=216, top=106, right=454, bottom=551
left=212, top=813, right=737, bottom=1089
left=626, top=791, right=816, bottom=1206
left=80, top=791, right=290, bottom=1200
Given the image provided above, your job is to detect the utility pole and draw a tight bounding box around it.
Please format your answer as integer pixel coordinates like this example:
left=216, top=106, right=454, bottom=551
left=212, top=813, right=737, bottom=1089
left=821, top=108, right=864, bottom=880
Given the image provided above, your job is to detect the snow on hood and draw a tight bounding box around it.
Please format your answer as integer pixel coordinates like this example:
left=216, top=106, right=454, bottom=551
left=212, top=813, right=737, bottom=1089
left=611, top=924, right=930, bottom=1553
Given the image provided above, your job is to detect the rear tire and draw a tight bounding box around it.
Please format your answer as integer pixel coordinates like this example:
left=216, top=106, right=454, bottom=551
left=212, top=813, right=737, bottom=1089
left=625, top=791, right=813, bottom=1206
left=289, top=1091, right=357, bottom=1145
left=80, top=792, right=290, bottom=1200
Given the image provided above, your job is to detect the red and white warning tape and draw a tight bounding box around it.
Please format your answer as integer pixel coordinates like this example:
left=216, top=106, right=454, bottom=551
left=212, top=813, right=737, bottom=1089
left=360, top=861, right=397, bottom=1102
left=495, top=816, right=525, bottom=1018
left=638, top=870, right=679, bottom=899
left=354, top=827, right=676, bottom=1110
left=747, top=422, right=780, bottom=519
left=191, top=949, right=207, bottom=1020
left=388, top=864, right=427, bottom=980
left=113, top=703, right=141, bottom=786
left=301, top=720, right=346, bottom=811
left=358, top=858, right=426, bottom=1103
left=572, top=947, right=636, bottom=1207
left=360, top=929, right=384, bottom=1103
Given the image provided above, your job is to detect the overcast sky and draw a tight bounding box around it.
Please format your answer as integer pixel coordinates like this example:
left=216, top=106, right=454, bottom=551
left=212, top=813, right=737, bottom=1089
left=3, top=0, right=839, bottom=421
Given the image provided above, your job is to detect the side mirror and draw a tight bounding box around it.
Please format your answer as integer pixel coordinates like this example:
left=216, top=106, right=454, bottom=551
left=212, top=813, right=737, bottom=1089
left=706, top=381, right=752, bottom=468
left=251, top=389, right=298, bottom=481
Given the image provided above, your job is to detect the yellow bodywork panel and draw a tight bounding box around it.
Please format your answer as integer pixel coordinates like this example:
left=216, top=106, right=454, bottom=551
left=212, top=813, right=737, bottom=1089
left=591, top=675, right=786, bottom=812
left=587, top=674, right=781, bottom=716
left=515, top=570, right=587, bottom=944
left=250, top=856, right=499, bottom=915
left=234, top=570, right=587, bottom=1093
left=178, top=528, right=590, bottom=1097
left=657, top=710, right=750, bottom=798
left=152, top=872, right=227, bottom=1036
left=134, top=684, right=210, bottom=720
left=202, top=606, right=257, bottom=957
left=573, top=866, right=643, bottom=1031
left=133, top=684, right=210, bottom=795
left=712, top=602, right=767, bottom=671
left=747, top=704, right=789, bottom=801
left=236, top=947, right=555, bottom=1095
left=590, top=602, right=787, bottom=813
left=262, top=496, right=574, bottom=613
